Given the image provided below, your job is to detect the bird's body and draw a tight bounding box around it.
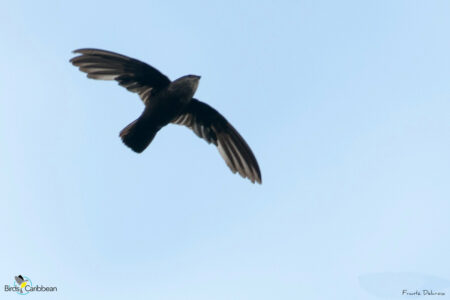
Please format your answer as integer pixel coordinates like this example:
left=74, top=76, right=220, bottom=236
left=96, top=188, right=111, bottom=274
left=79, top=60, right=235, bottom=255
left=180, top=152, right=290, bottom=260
left=152, top=76, right=200, bottom=123
left=70, top=48, right=261, bottom=183
left=119, top=75, right=200, bottom=152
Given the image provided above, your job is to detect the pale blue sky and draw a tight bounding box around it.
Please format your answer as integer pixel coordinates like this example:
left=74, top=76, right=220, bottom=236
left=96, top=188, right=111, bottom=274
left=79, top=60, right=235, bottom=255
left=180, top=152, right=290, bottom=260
left=0, top=1, right=449, bottom=299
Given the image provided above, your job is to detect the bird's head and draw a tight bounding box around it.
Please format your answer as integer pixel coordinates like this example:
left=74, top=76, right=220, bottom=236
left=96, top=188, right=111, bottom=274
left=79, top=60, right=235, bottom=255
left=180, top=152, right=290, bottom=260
left=170, top=74, right=201, bottom=99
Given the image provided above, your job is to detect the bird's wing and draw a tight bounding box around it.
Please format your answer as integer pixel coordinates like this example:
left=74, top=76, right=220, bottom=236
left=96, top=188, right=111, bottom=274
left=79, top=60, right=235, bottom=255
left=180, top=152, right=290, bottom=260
left=70, top=48, right=171, bottom=104
left=15, top=276, right=23, bottom=284
left=172, top=98, right=262, bottom=184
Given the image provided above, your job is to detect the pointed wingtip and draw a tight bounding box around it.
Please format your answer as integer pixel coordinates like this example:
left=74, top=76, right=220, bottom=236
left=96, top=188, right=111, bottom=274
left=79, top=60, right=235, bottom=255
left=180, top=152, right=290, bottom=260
left=247, top=173, right=262, bottom=184
left=253, top=176, right=262, bottom=184
left=72, top=48, right=103, bottom=55
left=69, top=49, right=90, bottom=63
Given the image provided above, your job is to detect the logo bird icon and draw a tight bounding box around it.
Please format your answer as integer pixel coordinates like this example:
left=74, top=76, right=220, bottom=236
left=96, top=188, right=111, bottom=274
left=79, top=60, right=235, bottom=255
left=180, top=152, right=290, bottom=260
left=15, top=275, right=29, bottom=293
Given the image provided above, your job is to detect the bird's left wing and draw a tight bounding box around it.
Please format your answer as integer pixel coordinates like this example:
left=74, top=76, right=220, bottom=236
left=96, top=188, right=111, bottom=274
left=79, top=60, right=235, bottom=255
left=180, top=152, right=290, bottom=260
left=172, top=99, right=262, bottom=184
left=70, top=48, right=171, bottom=104
left=15, top=276, right=23, bottom=284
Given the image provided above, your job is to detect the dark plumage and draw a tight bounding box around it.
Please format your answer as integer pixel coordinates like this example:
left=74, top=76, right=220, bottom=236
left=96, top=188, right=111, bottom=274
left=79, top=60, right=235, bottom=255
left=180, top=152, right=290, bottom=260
left=70, top=48, right=261, bottom=184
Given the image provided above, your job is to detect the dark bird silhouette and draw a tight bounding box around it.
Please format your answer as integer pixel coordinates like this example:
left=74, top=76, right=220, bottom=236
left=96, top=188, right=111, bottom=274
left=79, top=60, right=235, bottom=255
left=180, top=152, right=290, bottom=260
left=70, top=49, right=261, bottom=183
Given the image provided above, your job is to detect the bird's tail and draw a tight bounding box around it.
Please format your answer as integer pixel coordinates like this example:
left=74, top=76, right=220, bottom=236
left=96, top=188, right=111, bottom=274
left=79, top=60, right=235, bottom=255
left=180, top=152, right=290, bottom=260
left=119, top=116, right=159, bottom=153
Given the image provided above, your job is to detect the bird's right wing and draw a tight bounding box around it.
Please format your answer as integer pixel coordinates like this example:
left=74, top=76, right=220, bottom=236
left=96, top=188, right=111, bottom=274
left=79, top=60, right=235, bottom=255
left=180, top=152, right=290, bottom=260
left=70, top=48, right=171, bottom=104
left=172, top=99, right=262, bottom=184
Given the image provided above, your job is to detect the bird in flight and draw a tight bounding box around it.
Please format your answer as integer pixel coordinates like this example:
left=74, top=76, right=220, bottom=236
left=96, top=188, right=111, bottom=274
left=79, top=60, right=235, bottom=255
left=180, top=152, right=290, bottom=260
left=70, top=49, right=261, bottom=183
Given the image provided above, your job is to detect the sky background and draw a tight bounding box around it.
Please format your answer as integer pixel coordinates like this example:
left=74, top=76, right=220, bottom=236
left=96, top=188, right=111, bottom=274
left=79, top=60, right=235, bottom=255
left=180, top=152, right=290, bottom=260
left=0, top=1, right=449, bottom=299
